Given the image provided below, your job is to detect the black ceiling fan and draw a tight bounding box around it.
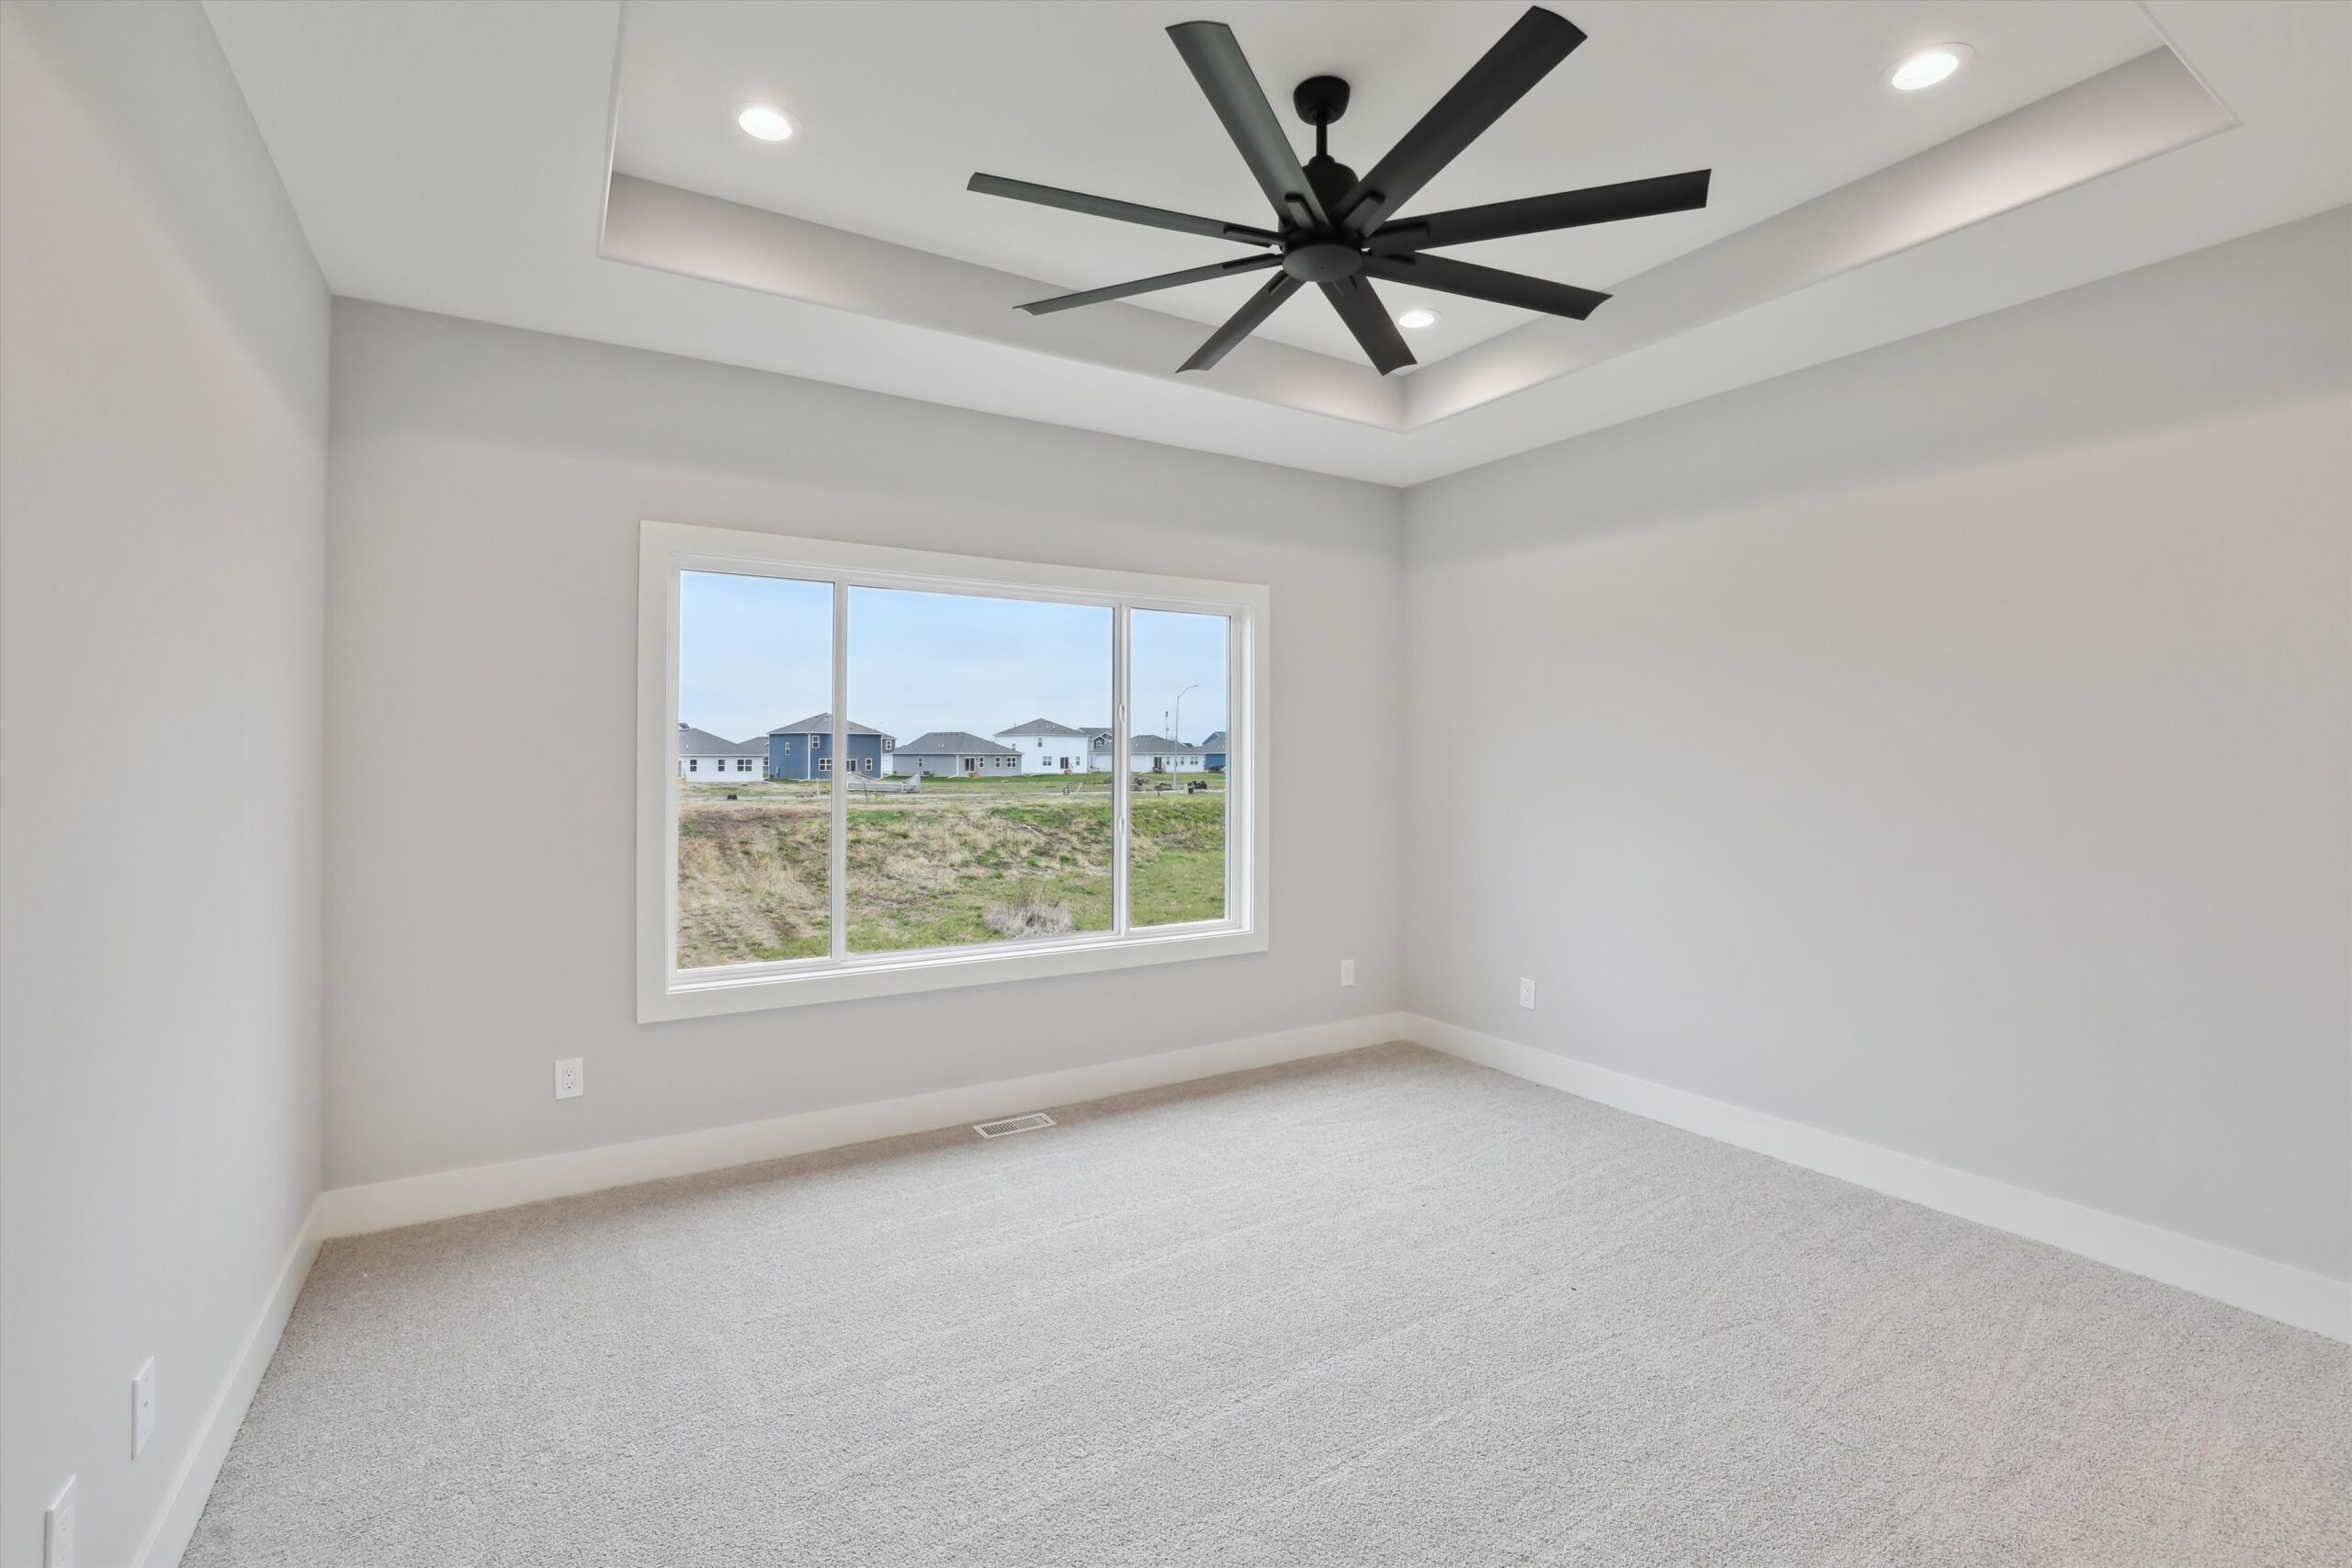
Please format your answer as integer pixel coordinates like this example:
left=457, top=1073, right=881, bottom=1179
left=967, top=6, right=1710, bottom=376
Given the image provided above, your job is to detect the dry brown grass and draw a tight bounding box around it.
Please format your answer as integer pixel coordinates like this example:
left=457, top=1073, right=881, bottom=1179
left=674, top=780, right=1223, bottom=966
left=676, top=799, right=831, bottom=964
left=981, top=885, right=1075, bottom=940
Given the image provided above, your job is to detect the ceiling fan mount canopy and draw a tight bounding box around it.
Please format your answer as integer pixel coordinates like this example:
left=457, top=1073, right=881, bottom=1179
left=1291, top=74, right=1351, bottom=129
left=968, top=6, right=1713, bottom=377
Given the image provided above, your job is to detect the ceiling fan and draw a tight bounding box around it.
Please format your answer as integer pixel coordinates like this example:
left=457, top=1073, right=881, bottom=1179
left=967, top=6, right=1711, bottom=376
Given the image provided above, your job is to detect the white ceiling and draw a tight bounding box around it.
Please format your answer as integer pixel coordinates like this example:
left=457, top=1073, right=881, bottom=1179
left=202, top=0, right=2351, bottom=486
left=611, top=1, right=2160, bottom=366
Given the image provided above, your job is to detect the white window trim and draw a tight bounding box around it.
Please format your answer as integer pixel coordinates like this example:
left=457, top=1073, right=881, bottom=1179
left=638, top=520, right=1270, bottom=1021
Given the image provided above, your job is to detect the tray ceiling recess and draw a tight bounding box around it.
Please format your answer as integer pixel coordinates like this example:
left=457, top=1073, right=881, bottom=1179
left=203, top=1, right=2350, bottom=482
left=597, top=2, right=2230, bottom=434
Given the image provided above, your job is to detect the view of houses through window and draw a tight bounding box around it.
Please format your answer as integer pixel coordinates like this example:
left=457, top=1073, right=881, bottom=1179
left=674, top=570, right=832, bottom=965
left=674, top=569, right=1233, bottom=971
left=846, top=585, right=1116, bottom=953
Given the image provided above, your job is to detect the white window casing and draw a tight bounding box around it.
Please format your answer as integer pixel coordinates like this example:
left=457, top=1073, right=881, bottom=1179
left=639, top=521, right=1269, bottom=1021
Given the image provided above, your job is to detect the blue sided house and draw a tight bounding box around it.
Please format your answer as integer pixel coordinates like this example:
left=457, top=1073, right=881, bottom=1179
left=767, top=713, right=894, bottom=780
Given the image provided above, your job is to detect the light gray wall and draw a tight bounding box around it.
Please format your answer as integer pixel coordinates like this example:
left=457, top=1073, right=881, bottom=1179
left=1403, top=209, right=2352, bottom=1280
left=0, top=4, right=329, bottom=1565
left=324, top=301, right=1405, bottom=1188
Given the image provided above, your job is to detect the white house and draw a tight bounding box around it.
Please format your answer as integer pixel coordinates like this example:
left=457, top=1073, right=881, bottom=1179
left=677, top=722, right=766, bottom=780
left=994, top=717, right=1094, bottom=773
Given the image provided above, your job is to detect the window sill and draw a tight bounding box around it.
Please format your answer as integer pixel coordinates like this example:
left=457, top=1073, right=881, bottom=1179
left=639, top=922, right=1268, bottom=1022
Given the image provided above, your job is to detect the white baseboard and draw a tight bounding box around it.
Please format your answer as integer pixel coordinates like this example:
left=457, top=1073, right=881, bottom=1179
left=137, top=1194, right=324, bottom=1568
left=322, top=1011, right=1409, bottom=1238
left=1407, top=1013, right=2349, bottom=1344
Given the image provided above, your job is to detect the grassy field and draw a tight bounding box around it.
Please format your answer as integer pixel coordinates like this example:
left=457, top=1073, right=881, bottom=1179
left=675, top=773, right=1226, bottom=967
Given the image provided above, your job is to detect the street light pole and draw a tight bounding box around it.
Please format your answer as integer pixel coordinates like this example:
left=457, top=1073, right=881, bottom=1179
left=1172, top=683, right=1199, bottom=773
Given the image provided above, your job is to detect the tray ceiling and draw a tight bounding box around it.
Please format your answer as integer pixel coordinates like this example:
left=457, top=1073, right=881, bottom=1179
left=202, top=0, right=2351, bottom=484
left=611, top=1, right=2162, bottom=367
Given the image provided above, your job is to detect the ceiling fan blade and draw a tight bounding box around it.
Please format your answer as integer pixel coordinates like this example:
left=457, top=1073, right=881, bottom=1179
left=1178, top=273, right=1304, bottom=372
left=1362, top=253, right=1609, bottom=320
left=1318, top=276, right=1416, bottom=376
left=1166, top=22, right=1329, bottom=232
left=1367, top=170, right=1712, bottom=255
left=1017, top=254, right=1283, bottom=315
left=967, top=174, right=1281, bottom=246
left=1334, top=6, right=1587, bottom=233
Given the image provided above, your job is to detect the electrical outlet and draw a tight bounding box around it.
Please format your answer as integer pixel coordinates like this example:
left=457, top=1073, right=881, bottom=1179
left=554, top=1057, right=583, bottom=1100
left=1518, top=977, right=1537, bottom=1010
left=44, top=1476, right=74, bottom=1568
left=1339, top=958, right=1355, bottom=987
left=132, top=1358, right=154, bottom=1457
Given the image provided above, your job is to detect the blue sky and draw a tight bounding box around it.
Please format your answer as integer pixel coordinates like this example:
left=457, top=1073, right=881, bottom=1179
left=680, top=572, right=1229, bottom=746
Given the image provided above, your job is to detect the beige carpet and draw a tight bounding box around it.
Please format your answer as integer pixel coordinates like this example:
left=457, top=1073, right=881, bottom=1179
left=187, top=1043, right=2349, bottom=1566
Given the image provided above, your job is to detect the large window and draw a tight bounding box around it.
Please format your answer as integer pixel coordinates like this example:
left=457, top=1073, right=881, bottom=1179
left=639, top=523, right=1266, bottom=1020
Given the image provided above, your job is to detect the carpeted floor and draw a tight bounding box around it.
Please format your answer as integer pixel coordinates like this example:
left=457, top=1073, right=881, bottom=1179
left=186, top=1043, right=2349, bottom=1566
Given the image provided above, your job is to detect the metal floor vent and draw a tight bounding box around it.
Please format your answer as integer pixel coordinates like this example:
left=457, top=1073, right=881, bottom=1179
left=974, top=1112, right=1055, bottom=1139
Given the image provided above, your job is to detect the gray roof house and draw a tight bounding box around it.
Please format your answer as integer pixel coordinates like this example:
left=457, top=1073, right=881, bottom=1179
left=1199, top=730, right=1229, bottom=771
left=677, top=722, right=766, bottom=778
left=995, top=718, right=1088, bottom=739
left=766, top=712, right=895, bottom=781
left=892, top=731, right=1021, bottom=775
left=1128, top=734, right=1208, bottom=772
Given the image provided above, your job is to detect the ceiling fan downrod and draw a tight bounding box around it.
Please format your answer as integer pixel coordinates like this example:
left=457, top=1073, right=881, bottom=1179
left=1283, top=74, right=1367, bottom=282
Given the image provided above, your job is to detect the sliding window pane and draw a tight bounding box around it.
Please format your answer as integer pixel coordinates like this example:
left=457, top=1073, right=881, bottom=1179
left=1128, top=608, right=1229, bottom=928
left=676, top=570, right=831, bottom=968
left=846, top=588, right=1114, bottom=953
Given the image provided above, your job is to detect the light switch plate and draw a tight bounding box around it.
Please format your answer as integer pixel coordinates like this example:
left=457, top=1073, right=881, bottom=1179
left=554, top=1057, right=583, bottom=1100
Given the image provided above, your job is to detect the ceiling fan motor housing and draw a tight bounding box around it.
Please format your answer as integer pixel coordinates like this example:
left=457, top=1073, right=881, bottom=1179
left=1282, top=239, right=1363, bottom=282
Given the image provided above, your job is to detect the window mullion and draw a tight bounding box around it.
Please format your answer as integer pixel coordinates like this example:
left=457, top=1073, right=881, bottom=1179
left=1113, top=604, right=1131, bottom=938
left=1227, top=608, right=1243, bottom=924
left=830, top=580, right=849, bottom=964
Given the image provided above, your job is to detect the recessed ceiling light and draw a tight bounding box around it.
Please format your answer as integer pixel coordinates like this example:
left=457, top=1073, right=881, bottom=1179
left=736, top=105, right=796, bottom=142
left=1888, top=45, right=1971, bottom=92
left=1396, top=308, right=1440, bottom=331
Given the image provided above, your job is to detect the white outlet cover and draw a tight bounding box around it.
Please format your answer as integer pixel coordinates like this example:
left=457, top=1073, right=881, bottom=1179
left=132, top=1358, right=154, bottom=1457
left=1340, top=958, right=1355, bottom=987
left=1519, top=978, right=1537, bottom=1009
left=554, top=1057, right=584, bottom=1100
left=45, top=1475, right=74, bottom=1568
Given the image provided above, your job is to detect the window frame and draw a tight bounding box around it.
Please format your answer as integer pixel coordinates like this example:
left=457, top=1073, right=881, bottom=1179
left=638, top=520, right=1269, bottom=1021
